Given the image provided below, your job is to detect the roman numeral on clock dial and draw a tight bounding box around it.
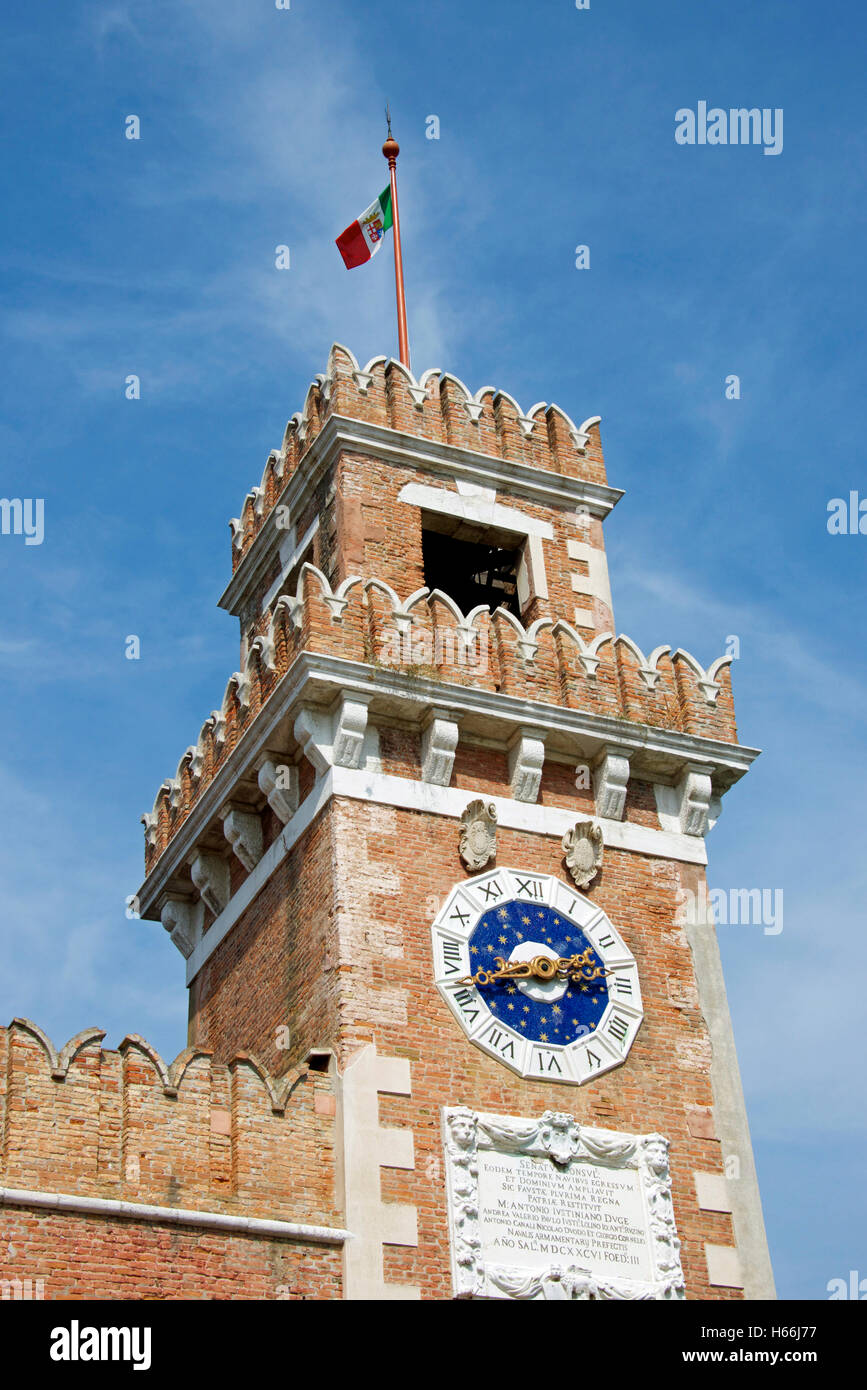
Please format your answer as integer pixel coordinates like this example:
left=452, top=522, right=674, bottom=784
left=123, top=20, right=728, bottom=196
left=438, top=936, right=466, bottom=977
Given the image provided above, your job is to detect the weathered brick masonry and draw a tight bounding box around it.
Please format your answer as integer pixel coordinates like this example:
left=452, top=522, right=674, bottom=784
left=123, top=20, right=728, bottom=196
left=0, top=1020, right=344, bottom=1300
left=1, top=345, right=774, bottom=1300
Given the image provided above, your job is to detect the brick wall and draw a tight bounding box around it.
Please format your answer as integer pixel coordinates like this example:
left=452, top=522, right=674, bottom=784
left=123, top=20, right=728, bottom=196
left=0, top=1021, right=343, bottom=1300
left=189, top=795, right=741, bottom=1300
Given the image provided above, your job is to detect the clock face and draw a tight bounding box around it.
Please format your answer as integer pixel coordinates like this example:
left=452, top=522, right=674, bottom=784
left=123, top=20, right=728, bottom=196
left=431, top=868, right=643, bottom=1084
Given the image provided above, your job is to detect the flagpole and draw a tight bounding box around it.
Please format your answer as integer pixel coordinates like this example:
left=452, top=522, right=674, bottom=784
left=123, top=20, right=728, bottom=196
left=383, top=109, right=410, bottom=370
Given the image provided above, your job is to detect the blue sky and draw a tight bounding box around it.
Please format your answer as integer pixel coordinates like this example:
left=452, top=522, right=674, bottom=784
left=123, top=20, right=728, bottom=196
left=1, top=0, right=864, bottom=1300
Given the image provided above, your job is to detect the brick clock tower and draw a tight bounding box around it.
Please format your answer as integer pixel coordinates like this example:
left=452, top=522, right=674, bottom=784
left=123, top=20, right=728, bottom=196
left=0, top=343, right=775, bottom=1303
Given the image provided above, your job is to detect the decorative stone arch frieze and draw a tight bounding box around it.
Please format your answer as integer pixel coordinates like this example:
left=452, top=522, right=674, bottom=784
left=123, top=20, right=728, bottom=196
left=9, top=1019, right=105, bottom=1082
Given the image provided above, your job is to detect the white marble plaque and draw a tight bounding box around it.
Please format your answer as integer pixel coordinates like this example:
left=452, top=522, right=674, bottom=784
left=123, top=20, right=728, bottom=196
left=443, top=1106, right=685, bottom=1300
left=478, top=1150, right=653, bottom=1281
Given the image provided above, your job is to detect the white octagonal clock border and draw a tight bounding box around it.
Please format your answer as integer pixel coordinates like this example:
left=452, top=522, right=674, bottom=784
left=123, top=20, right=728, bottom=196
left=431, top=867, right=643, bottom=1084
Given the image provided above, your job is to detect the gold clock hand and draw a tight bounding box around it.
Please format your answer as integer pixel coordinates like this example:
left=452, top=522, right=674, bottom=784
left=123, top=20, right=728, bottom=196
left=456, top=949, right=615, bottom=989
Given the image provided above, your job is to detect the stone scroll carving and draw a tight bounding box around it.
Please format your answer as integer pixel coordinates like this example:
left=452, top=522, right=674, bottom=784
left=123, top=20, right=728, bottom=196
left=443, top=1106, right=685, bottom=1301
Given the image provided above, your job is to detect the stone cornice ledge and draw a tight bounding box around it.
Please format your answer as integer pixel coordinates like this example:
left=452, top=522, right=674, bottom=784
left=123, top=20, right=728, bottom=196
left=0, top=1185, right=350, bottom=1245
left=219, top=413, right=624, bottom=616
left=135, top=653, right=755, bottom=934
left=136, top=651, right=758, bottom=922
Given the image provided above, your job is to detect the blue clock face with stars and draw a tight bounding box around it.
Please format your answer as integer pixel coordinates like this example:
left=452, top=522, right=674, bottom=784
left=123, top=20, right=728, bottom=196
left=431, top=868, right=643, bottom=1085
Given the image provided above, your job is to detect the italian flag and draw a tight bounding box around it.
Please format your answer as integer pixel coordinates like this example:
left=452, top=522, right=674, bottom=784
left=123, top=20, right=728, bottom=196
left=336, top=186, right=393, bottom=268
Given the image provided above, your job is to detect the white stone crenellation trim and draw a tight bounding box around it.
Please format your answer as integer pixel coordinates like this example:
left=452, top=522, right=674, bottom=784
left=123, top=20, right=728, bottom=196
left=613, top=637, right=672, bottom=692
left=324, top=346, right=598, bottom=449
left=363, top=577, right=431, bottom=634
left=8, top=1019, right=106, bottom=1082
left=229, top=345, right=604, bottom=568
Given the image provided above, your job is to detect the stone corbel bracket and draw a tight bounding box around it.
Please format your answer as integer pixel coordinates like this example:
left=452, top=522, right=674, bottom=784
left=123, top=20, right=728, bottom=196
left=160, top=896, right=199, bottom=959
left=294, top=694, right=374, bottom=775
left=421, top=709, right=460, bottom=787
left=141, top=810, right=159, bottom=851
left=188, top=851, right=231, bottom=917
left=221, top=805, right=265, bottom=872
left=675, top=763, right=714, bottom=837
left=593, top=746, right=631, bottom=821
left=137, top=649, right=759, bottom=928
left=507, top=727, right=547, bottom=804
left=256, top=755, right=299, bottom=823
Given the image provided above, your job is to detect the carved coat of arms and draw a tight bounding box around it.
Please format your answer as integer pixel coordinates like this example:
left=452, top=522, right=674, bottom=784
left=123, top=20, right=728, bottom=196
left=459, top=799, right=498, bottom=872
left=562, top=820, right=603, bottom=888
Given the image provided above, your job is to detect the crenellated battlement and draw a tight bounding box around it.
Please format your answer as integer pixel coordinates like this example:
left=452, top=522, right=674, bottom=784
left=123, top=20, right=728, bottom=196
left=229, top=344, right=607, bottom=570
left=0, top=1018, right=340, bottom=1229
left=140, top=562, right=744, bottom=879
left=134, top=345, right=757, bottom=996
